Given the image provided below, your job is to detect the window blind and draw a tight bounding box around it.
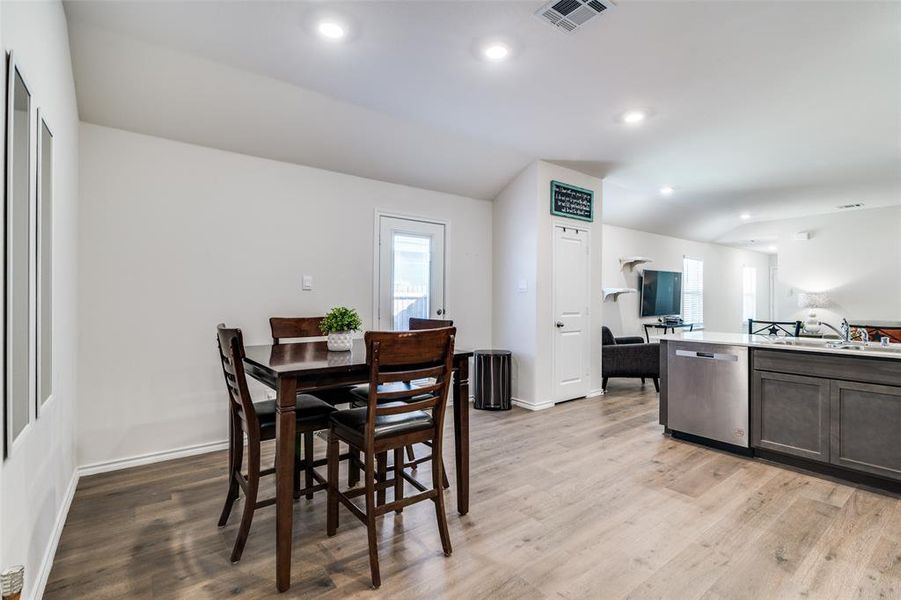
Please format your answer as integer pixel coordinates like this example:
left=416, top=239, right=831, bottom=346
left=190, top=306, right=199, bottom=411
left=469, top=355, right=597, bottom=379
left=682, top=257, right=703, bottom=326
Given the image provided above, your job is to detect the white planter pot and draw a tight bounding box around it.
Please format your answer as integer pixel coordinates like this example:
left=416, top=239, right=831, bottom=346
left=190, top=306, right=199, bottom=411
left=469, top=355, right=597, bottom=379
left=327, top=330, right=354, bottom=352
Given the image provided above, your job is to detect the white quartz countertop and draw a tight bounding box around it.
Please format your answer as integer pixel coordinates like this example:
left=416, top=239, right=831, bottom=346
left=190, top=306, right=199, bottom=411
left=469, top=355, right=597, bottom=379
left=659, top=331, right=901, bottom=360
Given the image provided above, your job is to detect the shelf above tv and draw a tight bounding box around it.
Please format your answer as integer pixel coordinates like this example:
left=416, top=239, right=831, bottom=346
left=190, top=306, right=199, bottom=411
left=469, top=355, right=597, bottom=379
left=619, top=256, right=653, bottom=271
left=603, top=288, right=638, bottom=301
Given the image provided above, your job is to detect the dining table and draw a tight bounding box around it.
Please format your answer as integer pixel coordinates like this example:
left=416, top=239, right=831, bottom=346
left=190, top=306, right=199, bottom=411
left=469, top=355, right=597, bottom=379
left=242, top=338, right=473, bottom=592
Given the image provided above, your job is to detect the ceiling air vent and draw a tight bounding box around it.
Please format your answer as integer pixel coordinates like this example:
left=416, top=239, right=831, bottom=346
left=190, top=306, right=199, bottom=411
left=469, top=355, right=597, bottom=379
left=535, top=0, right=614, bottom=34
left=836, top=203, right=865, bottom=210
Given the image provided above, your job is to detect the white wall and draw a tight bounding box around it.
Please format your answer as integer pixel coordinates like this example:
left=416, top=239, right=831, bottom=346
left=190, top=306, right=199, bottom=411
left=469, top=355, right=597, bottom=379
left=0, top=2, right=80, bottom=598
left=492, top=161, right=604, bottom=409
left=491, top=163, right=539, bottom=405
left=602, top=224, right=771, bottom=337
left=730, top=206, right=901, bottom=328
left=77, top=123, right=493, bottom=468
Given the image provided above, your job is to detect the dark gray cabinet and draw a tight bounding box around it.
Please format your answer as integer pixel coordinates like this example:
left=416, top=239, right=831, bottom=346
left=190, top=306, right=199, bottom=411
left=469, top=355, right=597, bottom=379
left=830, top=381, right=901, bottom=480
left=751, top=371, right=830, bottom=461
left=751, top=349, right=901, bottom=482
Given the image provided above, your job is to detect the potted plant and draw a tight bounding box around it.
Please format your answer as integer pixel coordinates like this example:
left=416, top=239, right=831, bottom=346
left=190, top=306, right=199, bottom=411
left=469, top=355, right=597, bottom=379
left=320, top=306, right=363, bottom=352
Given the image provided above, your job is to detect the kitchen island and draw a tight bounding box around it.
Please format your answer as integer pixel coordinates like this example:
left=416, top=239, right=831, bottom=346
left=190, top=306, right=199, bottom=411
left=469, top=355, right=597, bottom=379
left=660, top=331, right=901, bottom=491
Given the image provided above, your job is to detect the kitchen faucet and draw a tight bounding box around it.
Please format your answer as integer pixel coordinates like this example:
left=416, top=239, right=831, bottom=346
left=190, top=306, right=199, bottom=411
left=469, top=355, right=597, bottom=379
left=818, top=318, right=850, bottom=342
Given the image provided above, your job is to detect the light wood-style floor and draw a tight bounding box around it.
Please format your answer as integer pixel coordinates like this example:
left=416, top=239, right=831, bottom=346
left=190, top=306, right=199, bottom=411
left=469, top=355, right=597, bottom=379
left=46, top=382, right=901, bottom=599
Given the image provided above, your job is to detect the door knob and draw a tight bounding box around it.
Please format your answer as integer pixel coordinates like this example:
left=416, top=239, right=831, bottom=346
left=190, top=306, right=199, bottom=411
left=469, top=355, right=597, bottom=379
left=437, top=309, right=444, bottom=316
left=555, top=321, right=564, bottom=328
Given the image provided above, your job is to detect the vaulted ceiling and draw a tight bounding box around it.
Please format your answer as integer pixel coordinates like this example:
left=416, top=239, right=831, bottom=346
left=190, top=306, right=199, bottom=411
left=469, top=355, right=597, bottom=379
left=64, top=0, right=901, bottom=241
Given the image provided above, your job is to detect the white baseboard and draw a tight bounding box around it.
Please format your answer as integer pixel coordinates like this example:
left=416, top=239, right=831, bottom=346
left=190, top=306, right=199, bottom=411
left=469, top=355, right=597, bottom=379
left=586, top=388, right=605, bottom=398
left=511, top=398, right=555, bottom=411
left=78, top=439, right=229, bottom=477
left=30, top=468, right=79, bottom=600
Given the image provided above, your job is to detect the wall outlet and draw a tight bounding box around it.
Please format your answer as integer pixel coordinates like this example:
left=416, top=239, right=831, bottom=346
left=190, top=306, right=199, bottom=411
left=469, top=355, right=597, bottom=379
left=517, top=279, right=528, bottom=292
left=302, top=275, right=313, bottom=291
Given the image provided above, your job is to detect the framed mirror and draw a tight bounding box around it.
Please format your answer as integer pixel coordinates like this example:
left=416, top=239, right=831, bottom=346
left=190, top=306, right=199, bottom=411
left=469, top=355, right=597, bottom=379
left=5, top=51, right=33, bottom=455
left=36, top=112, right=52, bottom=414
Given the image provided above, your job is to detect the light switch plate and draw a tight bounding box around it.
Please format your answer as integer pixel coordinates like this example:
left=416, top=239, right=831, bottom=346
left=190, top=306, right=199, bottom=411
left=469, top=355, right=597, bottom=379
left=302, top=275, right=313, bottom=291
left=517, top=279, right=528, bottom=292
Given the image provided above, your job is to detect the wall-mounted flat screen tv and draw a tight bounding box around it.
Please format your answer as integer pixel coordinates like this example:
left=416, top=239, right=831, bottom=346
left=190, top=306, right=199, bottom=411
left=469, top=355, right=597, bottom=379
left=640, top=270, right=683, bottom=317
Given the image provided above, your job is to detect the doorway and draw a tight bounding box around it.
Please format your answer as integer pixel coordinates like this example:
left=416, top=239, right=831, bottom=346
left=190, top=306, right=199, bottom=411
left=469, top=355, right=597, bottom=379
left=376, top=215, right=446, bottom=331
left=552, top=224, right=590, bottom=402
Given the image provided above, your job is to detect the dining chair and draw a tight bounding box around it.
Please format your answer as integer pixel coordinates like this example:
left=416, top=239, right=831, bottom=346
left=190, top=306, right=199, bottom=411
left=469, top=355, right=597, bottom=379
left=270, top=316, right=365, bottom=488
left=748, top=319, right=802, bottom=337
left=216, top=323, right=338, bottom=562
left=269, top=316, right=361, bottom=406
left=326, top=327, right=456, bottom=588
left=349, top=317, right=453, bottom=489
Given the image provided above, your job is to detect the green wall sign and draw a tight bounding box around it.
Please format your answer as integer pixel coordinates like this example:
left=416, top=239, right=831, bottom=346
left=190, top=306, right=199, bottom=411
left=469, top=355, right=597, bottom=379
left=550, top=180, right=594, bottom=222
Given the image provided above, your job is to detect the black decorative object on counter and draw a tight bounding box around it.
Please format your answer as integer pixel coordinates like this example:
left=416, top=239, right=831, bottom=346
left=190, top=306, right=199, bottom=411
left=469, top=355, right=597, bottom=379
left=473, top=350, right=512, bottom=411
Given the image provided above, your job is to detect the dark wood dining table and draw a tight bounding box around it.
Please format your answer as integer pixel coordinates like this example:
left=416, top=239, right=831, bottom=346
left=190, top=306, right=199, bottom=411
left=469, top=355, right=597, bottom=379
left=243, top=338, right=473, bottom=592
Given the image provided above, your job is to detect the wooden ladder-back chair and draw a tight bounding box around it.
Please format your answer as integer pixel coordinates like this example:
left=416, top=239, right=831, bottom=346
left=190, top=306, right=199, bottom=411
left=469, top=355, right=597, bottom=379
left=216, top=324, right=337, bottom=561
left=326, top=327, right=456, bottom=588
left=348, top=317, right=453, bottom=489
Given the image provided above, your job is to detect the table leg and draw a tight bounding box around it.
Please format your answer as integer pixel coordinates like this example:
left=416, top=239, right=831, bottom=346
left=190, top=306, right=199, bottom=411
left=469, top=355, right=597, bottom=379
left=275, top=375, right=297, bottom=592
left=452, top=357, right=470, bottom=515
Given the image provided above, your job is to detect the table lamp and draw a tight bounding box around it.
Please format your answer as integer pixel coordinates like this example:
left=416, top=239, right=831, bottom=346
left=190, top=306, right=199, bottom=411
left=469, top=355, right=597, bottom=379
left=798, top=292, right=830, bottom=334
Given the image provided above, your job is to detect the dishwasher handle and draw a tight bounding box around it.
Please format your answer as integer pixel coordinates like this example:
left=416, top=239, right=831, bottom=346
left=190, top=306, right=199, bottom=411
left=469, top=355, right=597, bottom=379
left=675, top=349, right=740, bottom=362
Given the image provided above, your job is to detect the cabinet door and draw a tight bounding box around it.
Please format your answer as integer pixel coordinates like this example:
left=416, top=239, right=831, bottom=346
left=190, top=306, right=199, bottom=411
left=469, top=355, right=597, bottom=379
left=751, top=371, right=830, bottom=461
left=830, top=381, right=901, bottom=481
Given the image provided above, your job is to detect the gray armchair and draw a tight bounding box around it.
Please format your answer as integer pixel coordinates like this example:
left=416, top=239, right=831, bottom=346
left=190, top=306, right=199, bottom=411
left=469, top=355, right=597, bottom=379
left=601, top=326, right=660, bottom=392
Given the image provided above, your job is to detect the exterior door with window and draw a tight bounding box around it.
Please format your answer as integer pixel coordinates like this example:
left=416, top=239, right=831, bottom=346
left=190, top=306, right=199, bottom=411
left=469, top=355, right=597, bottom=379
left=377, top=216, right=446, bottom=330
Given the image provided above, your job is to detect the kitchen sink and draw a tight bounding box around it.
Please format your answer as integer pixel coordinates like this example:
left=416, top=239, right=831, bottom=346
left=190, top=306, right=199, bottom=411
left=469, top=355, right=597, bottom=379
left=754, top=335, right=901, bottom=355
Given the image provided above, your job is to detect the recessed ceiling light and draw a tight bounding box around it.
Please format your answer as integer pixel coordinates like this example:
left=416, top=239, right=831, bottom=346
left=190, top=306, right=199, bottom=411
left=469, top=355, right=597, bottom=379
left=768, top=245, right=778, bottom=252
left=659, top=185, right=674, bottom=196
left=622, top=110, right=646, bottom=125
left=317, top=20, right=346, bottom=40
left=740, top=212, right=751, bottom=220
left=482, top=42, right=510, bottom=61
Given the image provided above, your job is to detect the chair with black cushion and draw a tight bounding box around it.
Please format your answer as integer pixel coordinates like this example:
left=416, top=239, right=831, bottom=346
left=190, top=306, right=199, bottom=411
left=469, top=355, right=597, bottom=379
left=349, top=317, right=453, bottom=489
left=748, top=319, right=802, bottom=337
left=270, top=316, right=360, bottom=406
left=270, top=316, right=362, bottom=487
left=601, top=326, right=660, bottom=392
left=216, top=324, right=338, bottom=562
left=326, top=327, right=456, bottom=589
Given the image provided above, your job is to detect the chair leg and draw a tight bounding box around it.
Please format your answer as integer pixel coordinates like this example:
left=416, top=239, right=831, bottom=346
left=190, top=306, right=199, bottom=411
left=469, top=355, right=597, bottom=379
left=348, top=448, right=361, bottom=487
left=218, top=412, right=242, bottom=527
left=304, top=431, right=315, bottom=500
left=641, top=377, right=646, bottom=385
left=602, top=377, right=608, bottom=391
left=376, top=452, right=388, bottom=506
left=405, top=444, right=416, bottom=467
left=293, top=440, right=302, bottom=500
left=431, top=441, right=452, bottom=557
left=393, top=448, right=404, bottom=514
left=653, top=378, right=660, bottom=393
left=230, top=440, right=260, bottom=563
left=326, top=430, right=340, bottom=537
left=364, top=451, right=381, bottom=589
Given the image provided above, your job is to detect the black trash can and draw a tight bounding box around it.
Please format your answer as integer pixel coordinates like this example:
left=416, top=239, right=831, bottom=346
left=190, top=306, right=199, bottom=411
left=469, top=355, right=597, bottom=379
left=473, top=350, right=512, bottom=410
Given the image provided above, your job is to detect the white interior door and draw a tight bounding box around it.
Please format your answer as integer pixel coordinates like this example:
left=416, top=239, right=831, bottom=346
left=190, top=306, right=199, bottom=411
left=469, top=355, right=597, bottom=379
left=378, top=216, right=446, bottom=331
left=553, top=225, right=590, bottom=402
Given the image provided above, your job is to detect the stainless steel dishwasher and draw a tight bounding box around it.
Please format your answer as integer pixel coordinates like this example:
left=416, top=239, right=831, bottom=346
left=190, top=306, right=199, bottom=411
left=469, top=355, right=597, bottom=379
left=666, top=341, right=749, bottom=448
